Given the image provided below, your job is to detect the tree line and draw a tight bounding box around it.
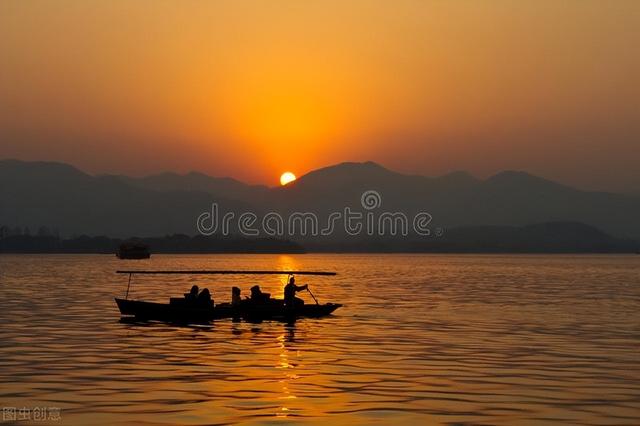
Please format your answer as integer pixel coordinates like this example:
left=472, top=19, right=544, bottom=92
left=0, top=225, right=304, bottom=254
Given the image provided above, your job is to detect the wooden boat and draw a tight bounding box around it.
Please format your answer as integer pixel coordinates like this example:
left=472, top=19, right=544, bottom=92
left=115, top=298, right=341, bottom=322
left=116, top=242, right=150, bottom=259
left=115, top=270, right=341, bottom=323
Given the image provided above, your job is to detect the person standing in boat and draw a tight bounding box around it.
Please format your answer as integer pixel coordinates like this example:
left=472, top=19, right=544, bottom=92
left=284, top=276, right=307, bottom=308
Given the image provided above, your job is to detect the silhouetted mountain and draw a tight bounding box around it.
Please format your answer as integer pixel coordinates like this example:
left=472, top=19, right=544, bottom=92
left=271, top=162, right=640, bottom=239
left=3, top=159, right=640, bottom=244
left=303, top=221, right=638, bottom=253
left=267, top=161, right=480, bottom=222
left=0, top=159, right=255, bottom=237
left=429, top=221, right=637, bottom=253
left=109, top=171, right=269, bottom=203
left=1, top=221, right=634, bottom=253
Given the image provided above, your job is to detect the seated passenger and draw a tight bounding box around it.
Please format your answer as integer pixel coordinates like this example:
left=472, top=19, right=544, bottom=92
left=185, top=285, right=199, bottom=302
left=250, top=285, right=270, bottom=303
left=231, top=286, right=242, bottom=306
left=196, top=288, right=214, bottom=308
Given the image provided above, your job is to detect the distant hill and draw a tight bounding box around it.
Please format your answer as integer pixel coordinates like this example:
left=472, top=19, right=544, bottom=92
left=304, top=221, right=638, bottom=253
left=418, top=221, right=638, bottom=253
left=109, top=171, right=269, bottom=204
left=2, top=159, right=640, bottom=246
left=269, top=161, right=640, bottom=240
left=0, top=222, right=635, bottom=254
left=0, top=159, right=255, bottom=237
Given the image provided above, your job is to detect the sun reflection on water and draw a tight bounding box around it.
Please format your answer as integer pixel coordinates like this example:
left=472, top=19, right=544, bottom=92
left=273, top=255, right=301, bottom=299
left=276, top=329, right=300, bottom=418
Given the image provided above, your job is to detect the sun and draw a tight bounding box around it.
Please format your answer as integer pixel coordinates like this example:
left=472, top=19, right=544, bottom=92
left=280, top=172, right=297, bottom=186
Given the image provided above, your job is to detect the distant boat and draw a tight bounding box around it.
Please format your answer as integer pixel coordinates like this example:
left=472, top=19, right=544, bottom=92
left=116, top=242, right=150, bottom=259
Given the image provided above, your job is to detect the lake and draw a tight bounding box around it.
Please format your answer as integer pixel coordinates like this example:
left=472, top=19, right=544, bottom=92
left=0, top=254, right=639, bottom=425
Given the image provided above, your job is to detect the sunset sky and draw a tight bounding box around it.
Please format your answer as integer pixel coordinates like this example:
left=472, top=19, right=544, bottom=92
left=1, top=1, right=639, bottom=190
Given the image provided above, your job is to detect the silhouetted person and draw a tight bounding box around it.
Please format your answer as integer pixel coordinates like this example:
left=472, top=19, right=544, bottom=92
left=231, top=286, right=242, bottom=306
left=185, top=285, right=199, bottom=303
left=284, top=276, right=307, bottom=308
left=250, top=285, right=270, bottom=302
left=197, top=288, right=213, bottom=309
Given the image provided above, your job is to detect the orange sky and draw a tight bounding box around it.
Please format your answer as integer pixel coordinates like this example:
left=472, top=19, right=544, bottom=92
left=1, top=1, right=639, bottom=190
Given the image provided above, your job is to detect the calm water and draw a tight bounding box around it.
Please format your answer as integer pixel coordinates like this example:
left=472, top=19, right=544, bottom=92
left=0, top=254, right=639, bottom=425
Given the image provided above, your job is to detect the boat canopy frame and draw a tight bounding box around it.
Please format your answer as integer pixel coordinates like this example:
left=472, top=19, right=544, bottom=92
left=117, top=270, right=337, bottom=276
left=117, top=270, right=337, bottom=299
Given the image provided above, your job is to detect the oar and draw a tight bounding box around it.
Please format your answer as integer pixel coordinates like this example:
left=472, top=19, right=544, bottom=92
left=306, top=287, right=319, bottom=305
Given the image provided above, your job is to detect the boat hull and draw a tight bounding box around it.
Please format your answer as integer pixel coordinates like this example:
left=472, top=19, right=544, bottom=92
left=116, top=252, right=151, bottom=259
left=115, top=298, right=341, bottom=323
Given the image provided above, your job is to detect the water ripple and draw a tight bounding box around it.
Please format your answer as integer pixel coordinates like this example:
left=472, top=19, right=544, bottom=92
left=0, top=254, right=639, bottom=425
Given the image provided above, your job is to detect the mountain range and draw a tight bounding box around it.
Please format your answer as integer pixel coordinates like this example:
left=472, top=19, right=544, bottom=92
left=2, top=159, right=640, bottom=247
